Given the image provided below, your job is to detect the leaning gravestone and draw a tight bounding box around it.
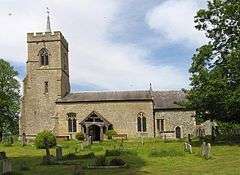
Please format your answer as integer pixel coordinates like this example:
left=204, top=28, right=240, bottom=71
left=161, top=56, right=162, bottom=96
left=56, top=146, right=63, bottom=161
left=2, top=159, right=12, bottom=174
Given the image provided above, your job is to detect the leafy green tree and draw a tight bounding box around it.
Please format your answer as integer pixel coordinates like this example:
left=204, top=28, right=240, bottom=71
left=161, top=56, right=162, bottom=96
left=0, top=59, right=20, bottom=140
left=185, top=0, right=240, bottom=123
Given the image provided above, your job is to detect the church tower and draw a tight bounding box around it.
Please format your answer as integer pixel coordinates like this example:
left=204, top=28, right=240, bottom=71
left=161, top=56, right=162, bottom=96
left=20, top=12, right=70, bottom=136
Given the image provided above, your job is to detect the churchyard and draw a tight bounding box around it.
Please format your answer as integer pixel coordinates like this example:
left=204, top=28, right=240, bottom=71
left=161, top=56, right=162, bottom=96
left=0, top=137, right=240, bottom=175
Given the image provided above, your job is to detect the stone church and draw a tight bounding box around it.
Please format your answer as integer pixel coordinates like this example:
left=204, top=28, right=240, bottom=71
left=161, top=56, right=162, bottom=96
left=19, top=15, right=196, bottom=141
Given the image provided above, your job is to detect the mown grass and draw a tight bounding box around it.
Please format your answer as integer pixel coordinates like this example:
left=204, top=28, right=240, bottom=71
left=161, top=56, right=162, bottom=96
left=0, top=138, right=240, bottom=175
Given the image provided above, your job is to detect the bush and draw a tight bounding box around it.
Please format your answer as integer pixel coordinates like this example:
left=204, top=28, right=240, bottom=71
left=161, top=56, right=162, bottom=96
left=75, top=132, right=85, bottom=141
left=149, top=148, right=185, bottom=157
left=105, top=149, right=121, bottom=156
left=35, top=130, right=56, bottom=149
left=109, top=158, right=125, bottom=166
left=95, top=155, right=106, bottom=166
left=105, top=130, right=117, bottom=139
left=2, top=136, right=14, bottom=147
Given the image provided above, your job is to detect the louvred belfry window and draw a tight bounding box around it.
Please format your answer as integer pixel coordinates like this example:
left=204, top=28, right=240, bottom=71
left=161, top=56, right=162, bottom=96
left=39, top=48, right=49, bottom=66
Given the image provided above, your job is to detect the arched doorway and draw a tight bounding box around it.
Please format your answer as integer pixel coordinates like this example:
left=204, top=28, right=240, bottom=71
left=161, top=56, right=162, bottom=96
left=88, top=125, right=100, bottom=141
left=176, top=126, right=181, bottom=139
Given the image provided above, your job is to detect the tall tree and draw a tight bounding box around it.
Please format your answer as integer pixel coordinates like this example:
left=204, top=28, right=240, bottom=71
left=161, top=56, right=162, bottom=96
left=185, top=0, right=240, bottom=123
left=0, top=59, right=20, bottom=140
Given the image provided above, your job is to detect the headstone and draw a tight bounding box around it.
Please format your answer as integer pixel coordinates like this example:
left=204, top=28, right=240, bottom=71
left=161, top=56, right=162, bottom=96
left=184, top=142, right=188, bottom=152
left=88, top=136, right=92, bottom=145
left=80, top=143, right=84, bottom=150
left=2, top=159, right=12, bottom=174
left=0, top=152, right=7, bottom=160
left=188, top=144, right=192, bottom=154
left=44, top=138, right=50, bottom=157
left=205, top=143, right=211, bottom=159
left=56, top=146, right=63, bottom=161
left=201, top=142, right=206, bottom=157
left=22, top=133, right=27, bottom=146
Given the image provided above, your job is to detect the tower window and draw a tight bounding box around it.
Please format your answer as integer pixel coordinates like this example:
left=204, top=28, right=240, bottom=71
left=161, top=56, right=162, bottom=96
left=39, top=48, right=49, bottom=66
left=44, top=81, right=48, bottom=94
left=67, top=113, right=77, bottom=132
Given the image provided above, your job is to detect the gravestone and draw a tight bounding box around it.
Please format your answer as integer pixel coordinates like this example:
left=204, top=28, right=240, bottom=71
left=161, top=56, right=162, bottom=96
left=80, top=143, right=84, bottom=150
left=184, top=142, right=188, bottom=152
left=205, top=143, right=211, bottom=159
left=2, top=159, right=12, bottom=174
left=22, top=133, right=27, bottom=146
left=201, top=142, right=207, bottom=157
left=188, top=144, right=192, bottom=154
left=56, top=146, right=63, bottom=161
left=88, top=136, right=92, bottom=145
left=0, top=152, right=6, bottom=160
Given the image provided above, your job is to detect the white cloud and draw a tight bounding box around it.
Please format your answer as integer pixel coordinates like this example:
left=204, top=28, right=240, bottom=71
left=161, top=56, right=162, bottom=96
left=0, top=0, right=190, bottom=91
left=146, top=0, right=207, bottom=47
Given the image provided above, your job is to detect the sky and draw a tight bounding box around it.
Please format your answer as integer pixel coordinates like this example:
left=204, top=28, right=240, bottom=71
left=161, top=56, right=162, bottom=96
left=0, top=0, right=208, bottom=92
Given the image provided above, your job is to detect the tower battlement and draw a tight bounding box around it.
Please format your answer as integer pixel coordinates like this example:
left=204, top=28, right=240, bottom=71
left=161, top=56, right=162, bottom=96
left=27, top=31, right=68, bottom=50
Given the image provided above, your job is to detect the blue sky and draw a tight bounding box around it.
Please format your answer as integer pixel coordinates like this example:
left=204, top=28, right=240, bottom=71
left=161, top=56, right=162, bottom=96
left=0, top=0, right=207, bottom=92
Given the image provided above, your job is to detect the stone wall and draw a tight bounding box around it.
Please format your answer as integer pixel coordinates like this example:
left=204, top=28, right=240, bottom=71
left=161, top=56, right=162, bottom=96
left=154, top=110, right=196, bottom=138
left=54, top=101, right=154, bottom=138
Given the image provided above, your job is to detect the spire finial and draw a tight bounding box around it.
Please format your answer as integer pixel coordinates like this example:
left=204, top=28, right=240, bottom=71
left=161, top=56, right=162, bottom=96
left=46, top=7, right=51, bottom=32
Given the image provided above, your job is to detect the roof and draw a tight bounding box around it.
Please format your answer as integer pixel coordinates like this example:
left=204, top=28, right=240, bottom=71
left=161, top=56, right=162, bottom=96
left=56, top=90, right=152, bottom=103
left=153, top=91, right=186, bottom=109
left=56, top=90, right=186, bottom=109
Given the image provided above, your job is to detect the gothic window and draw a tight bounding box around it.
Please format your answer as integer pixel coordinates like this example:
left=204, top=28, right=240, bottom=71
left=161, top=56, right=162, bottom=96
left=39, top=48, right=49, bottom=66
left=137, top=112, right=147, bottom=132
left=137, top=117, right=141, bottom=132
left=157, top=119, right=164, bottom=132
left=67, top=113, right=77, bottom=132
left=142, top=117, right=147, bottom=132
left=44, top=81, right=48, bottom=94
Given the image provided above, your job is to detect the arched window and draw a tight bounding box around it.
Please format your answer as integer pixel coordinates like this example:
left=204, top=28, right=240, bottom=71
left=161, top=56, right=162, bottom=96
left=137, top=117, right=141, bottom=132
left=142, top=117, right=146, bottom=132
left=137, top=112, right=147, bottom=132
left=39, top=48, right=49, bottom=66
left=67, top=113, right=77, bottom=132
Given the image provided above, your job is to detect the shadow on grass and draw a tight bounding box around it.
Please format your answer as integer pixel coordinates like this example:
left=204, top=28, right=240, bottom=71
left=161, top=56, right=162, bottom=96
left=3, top=152, right=145, bottom=175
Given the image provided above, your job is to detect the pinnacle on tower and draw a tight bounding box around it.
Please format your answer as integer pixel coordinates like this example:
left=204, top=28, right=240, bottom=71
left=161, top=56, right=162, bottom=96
left=46, top=7, right=51, bottom=32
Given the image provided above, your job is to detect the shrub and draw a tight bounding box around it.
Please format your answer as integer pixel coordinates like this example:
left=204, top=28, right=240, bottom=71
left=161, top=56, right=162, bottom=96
left=149, top=148, right=185, bottom=157
left=105, top=149, right=121, bottom=156
left=35, top=130, right=56, bottom=149
left=2, top=136, right=14, bottom=147
left=109, top=158, right=125, bottom=166
left=75, top=132, right=85, bottom=141
left=95, top=155, right=106, bottom=166
left=105, top=130, right=117, bottom=139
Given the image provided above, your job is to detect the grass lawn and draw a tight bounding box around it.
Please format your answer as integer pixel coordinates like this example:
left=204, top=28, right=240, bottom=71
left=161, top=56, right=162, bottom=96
left=1, top=138, right=240, bottom=175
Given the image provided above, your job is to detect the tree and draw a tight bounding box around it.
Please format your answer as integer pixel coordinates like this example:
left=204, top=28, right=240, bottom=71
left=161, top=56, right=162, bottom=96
left=185, top=0, right=240, bottom=123
left=0, top=59, right=20, bottom=140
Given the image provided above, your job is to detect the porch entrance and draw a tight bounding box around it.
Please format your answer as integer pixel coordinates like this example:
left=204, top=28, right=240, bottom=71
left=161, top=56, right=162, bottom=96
left=79, top=111, right=112, bottom=141
left=88, top=125, right=100, bottom=141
